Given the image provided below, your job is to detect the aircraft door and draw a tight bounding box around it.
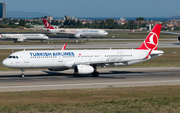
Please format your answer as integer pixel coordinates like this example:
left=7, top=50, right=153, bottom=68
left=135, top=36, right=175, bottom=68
left=23, top=53, right=29, bottom=63
left=58, top=55, right=63, bottom=62
left=99, top=53, right=103, bottom=61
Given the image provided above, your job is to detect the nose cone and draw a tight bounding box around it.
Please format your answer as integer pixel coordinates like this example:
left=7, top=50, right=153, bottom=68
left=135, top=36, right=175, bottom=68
left=2, top=59, right=9, bottom=67
left=45, top=36, right=49, bottom=39
left=105, top=32, right=108, bottom=35
left=2, top=59, right=14, bottom=68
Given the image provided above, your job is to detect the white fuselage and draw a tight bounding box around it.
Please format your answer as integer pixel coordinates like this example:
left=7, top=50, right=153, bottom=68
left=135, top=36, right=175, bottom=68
left=48, top=29, right=108, bottom=37
left=2, top=49, right=163, bottom=69
left=0, top=34, right=49, bottom=41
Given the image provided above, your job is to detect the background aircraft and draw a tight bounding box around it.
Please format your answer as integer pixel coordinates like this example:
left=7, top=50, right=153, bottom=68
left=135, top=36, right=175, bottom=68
left=43, top=19, right=108, bottom=38
left=2, top=24, right=163, bottom=78
left=0, top=33, right=49, bottom=43
left=161, top=31, right=180, bottom=41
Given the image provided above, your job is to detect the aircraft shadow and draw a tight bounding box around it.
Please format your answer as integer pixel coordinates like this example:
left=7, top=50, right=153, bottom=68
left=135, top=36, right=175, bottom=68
left=173, top=43, right=180, bottom=45
left=0, top=70, right=143, bottom=79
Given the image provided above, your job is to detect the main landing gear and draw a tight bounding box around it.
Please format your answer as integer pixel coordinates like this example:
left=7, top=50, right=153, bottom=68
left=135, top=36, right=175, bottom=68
left=92, top=65, right=99, bottom=77
left=21, top=69, right=25, bottom=78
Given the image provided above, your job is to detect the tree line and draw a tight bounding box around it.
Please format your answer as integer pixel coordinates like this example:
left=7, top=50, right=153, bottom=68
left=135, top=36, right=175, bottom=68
left=54, top=18, right=146, bottom=29
left=0, top=17, right=170, bottom=30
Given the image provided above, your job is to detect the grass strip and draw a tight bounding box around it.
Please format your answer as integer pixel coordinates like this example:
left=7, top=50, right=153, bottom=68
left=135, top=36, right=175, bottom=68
left=0, top=86, right=180, bottom=112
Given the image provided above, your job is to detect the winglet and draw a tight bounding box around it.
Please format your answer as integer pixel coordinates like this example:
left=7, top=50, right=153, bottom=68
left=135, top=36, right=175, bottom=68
left=0, top=33, right=3, bottom=37
left=43, top=19, right=54, bottom=29
left=137, top=24, right=162, bottom=50
left=61, top=43, right=67, bottom=50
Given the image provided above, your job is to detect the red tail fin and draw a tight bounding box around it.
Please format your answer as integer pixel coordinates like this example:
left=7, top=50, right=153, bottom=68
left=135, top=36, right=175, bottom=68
left=61, top=43, right=67, bottom=50
left=137, top=24, right=162, bottom=50
left=43, top=19, right=54, bottom=29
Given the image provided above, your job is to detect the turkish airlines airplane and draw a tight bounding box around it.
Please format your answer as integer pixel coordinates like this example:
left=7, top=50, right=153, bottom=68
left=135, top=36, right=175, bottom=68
left=0, top=33, right=49, bottom=43
left=2, top=24, right=163, bottom=77
left=43, top=19, right=108, bottom=38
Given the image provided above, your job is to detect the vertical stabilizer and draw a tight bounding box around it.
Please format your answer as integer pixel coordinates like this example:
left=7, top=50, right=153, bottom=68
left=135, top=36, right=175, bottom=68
left=137, top=24, right=162, bottom=50
left=43, top=19, right=55, bottom=29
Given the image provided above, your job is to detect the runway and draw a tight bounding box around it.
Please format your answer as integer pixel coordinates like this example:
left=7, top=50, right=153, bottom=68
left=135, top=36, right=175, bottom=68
left=0, top=67, right=180, bottom=92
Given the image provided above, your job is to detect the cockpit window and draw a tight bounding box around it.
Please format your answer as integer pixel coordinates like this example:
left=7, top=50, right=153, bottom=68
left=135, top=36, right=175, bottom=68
left=8, top=56, right=19, bottom=59
left=8, top=56, right=12, bottom=58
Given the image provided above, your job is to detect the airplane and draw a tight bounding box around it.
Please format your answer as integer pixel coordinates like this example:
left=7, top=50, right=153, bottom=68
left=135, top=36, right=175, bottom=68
left=43, top=19, right=108, bottom=38
left=2, top=24, right=164, bottom=78
left=0, top=33, right=49, bottom=43
left=161, top=31, right=180, bottom=42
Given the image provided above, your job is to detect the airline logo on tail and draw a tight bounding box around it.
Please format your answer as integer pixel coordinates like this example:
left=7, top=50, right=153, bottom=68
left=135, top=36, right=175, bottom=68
left=43, top=19, right=54, bottom=29
left=137, top=24, right=162, bottom=50
left=45, top=22, right=49, bottom=28
left=144, top=32, right=158, bottom=50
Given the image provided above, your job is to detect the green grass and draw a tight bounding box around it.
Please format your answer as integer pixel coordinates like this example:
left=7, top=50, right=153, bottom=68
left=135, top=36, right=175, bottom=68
left=0, top=86, right=180, bottom=112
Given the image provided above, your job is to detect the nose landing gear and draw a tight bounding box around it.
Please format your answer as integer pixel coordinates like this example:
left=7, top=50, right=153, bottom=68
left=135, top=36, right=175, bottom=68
left=21, top=69, right=25, bottom=78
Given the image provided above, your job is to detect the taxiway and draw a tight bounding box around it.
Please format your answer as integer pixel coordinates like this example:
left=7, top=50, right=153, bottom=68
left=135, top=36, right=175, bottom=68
left=0, top=41, right=180, bottom=49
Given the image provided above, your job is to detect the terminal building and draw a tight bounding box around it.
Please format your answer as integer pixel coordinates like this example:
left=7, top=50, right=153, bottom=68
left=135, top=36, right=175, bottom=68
left=0, top=2, right=6, bottom=18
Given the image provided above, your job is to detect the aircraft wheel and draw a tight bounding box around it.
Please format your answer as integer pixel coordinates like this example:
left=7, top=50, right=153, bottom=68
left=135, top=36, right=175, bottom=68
left=21, top=69, right=25, bottom=78
left=21, top=74, right=24, bottom=78
left=92, top=71, right=99, bottom=77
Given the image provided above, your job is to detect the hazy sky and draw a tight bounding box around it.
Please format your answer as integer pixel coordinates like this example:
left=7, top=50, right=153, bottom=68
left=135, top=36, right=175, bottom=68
left=2, top=0, right=180, bottom=17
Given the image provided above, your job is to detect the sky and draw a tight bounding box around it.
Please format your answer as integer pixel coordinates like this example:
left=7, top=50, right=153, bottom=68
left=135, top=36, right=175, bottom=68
left=2, top=0, right=180, bottom=17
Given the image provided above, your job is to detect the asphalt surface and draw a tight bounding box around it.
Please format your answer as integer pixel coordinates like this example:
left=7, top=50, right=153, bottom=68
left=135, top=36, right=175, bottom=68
left=0, top=67, right=180, bottom=92
left=0, top=41, right=180, bottom=49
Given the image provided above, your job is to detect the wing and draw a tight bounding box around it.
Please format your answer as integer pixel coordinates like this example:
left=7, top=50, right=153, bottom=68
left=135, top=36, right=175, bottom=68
left=73, top=59, right=140, bottom=67
left=161, top=31, right=180, bottom=35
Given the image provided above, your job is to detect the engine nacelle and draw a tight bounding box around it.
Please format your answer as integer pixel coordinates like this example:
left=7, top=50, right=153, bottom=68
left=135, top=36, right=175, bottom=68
left=17, top=38, right=24, bottom=42
left=74, top=65, right=94, bottom=74
left=74, top=33, right=82, bottom=38
left=48, top=68, right=69, bottom=71
left=178, top=36, right=180, bottom=42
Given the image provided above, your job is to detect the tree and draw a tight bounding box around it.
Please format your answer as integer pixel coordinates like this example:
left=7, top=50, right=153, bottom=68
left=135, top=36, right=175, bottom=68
left=105, top=19, right=118, bottom=29
left=19, top=19, right=26, bottom=27
left=136, top=17, right=145, bottom=21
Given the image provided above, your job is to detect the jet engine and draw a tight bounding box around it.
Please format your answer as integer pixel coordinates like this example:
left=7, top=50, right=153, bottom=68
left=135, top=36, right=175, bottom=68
left=48, top=68, right=69, bottom=71
left=178, top=36, right=180, bottom=42
left=74, top=65, right=94, bottom=74
left=74, top=34, right=82, bottom=38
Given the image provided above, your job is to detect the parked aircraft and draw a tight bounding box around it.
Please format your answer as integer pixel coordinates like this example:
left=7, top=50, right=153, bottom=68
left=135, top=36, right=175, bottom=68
left=161, top=31, right=180, bottom=42
left=2, top=24, right=163, bottom=77
left=0, top=33, right=49, bottom=43
left=43, top=19, right=108, bottom=38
